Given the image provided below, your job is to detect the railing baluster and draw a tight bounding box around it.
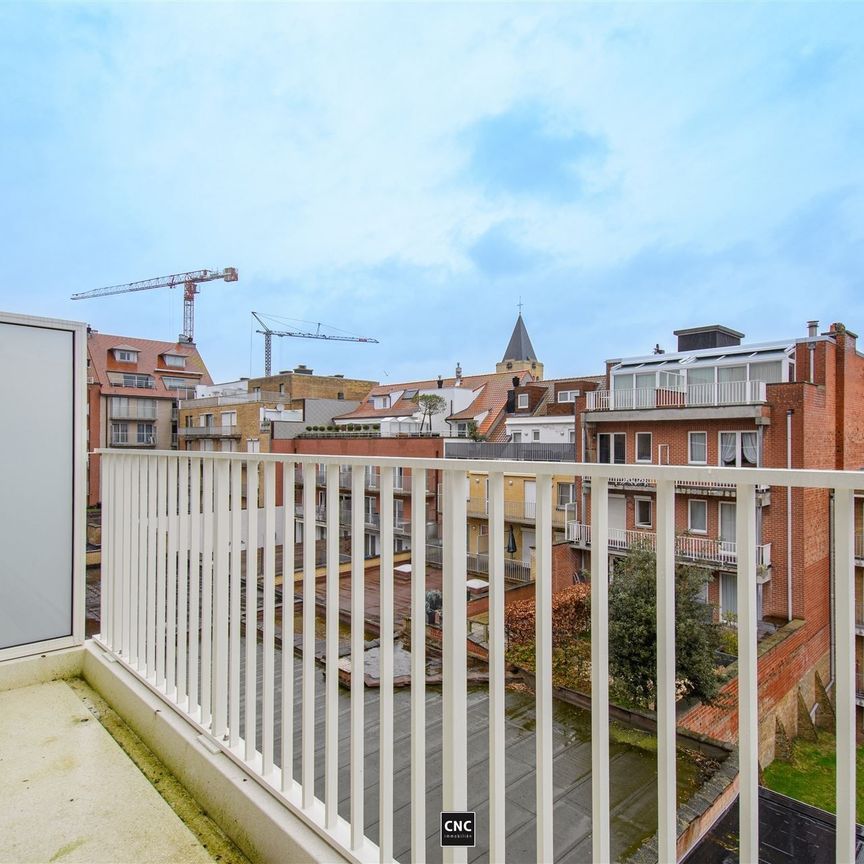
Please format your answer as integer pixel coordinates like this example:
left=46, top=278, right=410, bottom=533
left=488, top=472, right=506, bottom=863
left=411, top=467, right=427, bottom=864
left=229, top=459, right=243, bottom=749
left=262, top=461, right=276, bottom=774
left=146, top=456, right=157, bottom=679
left=166, top=457, right=178, bottom=697
left=591, top=476, right=610, bottom=864
left=379, top=466, right=395, bottom=863
left=281, top=461, right=296, bottom=791
left=535, top=473, right=554, bottom=863
left=121, top=454, right=132, bottom=659
left=325, top=464, right=340, bottom=828
left=301, top=462, right=316, bottom=807
left=833, top=487, right=856, bottom=864
left=155, top=456, right=167, bottom=689
left=201, top=459, right=214, bottom=729
left=213, top=458, right=231, bottom=741
left=736, top=483, right=758, bottom=863
left=176, top=457, right=189, bottom=704
left=101, top=455, right=113, bottom=649
left=442, top=468, right=468, bottom=864
left=350, top=465, right=365, bottom=850
left=188, top=459, right=201, bottom=714
left=656, top=479, right=677, bottom=864
left=129, top=454, right=140, bottom=667
left=245, top=460, right=259, bottom=761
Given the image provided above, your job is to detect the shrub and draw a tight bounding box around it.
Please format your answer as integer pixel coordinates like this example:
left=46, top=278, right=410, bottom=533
left=504, top=583, right=590, bottom=648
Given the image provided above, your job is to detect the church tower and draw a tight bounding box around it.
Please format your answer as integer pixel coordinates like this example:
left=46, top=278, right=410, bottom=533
left=496, top=312, right=543, bottom=380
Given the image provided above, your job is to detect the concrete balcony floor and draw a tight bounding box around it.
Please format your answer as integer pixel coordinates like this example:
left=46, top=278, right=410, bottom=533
left=0, top=677, right=247, bottom=864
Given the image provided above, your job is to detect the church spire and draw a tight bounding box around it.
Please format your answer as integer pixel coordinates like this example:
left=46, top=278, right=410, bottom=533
left=496, top=309, right=543, bottom=379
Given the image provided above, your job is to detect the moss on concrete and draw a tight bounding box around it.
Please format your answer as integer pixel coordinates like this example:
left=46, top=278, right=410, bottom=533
left=66, top=678, right=251, bottom=864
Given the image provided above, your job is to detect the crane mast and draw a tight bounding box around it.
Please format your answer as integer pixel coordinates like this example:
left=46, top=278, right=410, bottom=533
left=72, top=267, right=238, bottom=343
left=251, top=311, right=378, bottom=376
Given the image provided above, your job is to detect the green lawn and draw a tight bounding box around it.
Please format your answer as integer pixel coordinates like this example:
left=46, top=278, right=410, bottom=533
left=762, top=733, right=864, bottom=821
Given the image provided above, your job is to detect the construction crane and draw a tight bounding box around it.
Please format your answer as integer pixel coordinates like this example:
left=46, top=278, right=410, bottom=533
left=72, top=267, right=239, bottom=344
left=252, top=311, right=378, bottom=377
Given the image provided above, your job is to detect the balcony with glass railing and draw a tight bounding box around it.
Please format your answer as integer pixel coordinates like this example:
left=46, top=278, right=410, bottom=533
left=178, top=424, right=241, bottom=440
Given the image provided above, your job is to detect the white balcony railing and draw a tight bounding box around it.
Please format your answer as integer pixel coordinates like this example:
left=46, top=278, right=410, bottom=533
left=566, top=521, right=772, bottom=568
left=97, top=452, right=861, bottom=864
left=587, top=380, right=768, bottom=411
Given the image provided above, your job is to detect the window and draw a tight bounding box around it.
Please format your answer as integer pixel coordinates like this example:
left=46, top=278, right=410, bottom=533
left=373, top=394, right=391, bottom=409
left=557, top=483, right=576, bottom=508
left=688, top=431, right=707, bottom=464
left=403, top=389, right=418, bottom=400
left=557, top=390, right=579, bottom=403
left=162, top=376, right=196, bottom=397
left=718, top=365, right=746, bottom=383
left=221, top=440, right=236, bottom=452
left=636, top=432, right=652, bottom=463
left=719, top=572, right=737, bottom=623
left=220, top=411, right=237, bottom=427
left=137, top=423, right=155, bottom=444
left=114, top=349, right=138, bottom=362
left=200, top=413, right=214, bottom=427
left=719, top=431, right=758, bottom=467
left=568, top=428, right=576, bottom=444
left=598, top=432, right=625, bottom=464
left=532, top=429, right=540, bottom=442
left=688, top=499, right=708, bottom=534
left=748, top=361, right=782, bottom=384
left=517, top=393, right=529, bottom=409
left=110, top=422, right=128, bottom=444
left=163, top=354, right=186, bottom=369
left=456, top=422, right=469, bottom=438
left=246, top=438, right=260, bottom=453
left=511, top=431, right=522, bottom=443
left=635, top=497, right=653, bottom=528
left=122, top=374, right=154, bottom=389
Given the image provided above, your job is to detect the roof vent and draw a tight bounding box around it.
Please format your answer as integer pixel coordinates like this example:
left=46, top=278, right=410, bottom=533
left=807, top=320, right=819, bottom=338
left=294, top=365, right=313, bottom=375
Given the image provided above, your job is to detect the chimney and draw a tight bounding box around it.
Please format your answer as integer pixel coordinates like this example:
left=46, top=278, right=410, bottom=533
left=437, top=376, right=443, bottom=389
left=807, top=320, right=819, bottom=338
left=512, top=376, right=520, bottom=389
left=294, top=365, right=313, bottom=375
left=672, top=325, right=744, bottom=352
left=455, top=362, right=462, bottom=386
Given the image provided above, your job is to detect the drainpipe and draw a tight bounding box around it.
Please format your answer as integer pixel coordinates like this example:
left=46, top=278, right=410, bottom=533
left=786, top=409, right=793, bottom=622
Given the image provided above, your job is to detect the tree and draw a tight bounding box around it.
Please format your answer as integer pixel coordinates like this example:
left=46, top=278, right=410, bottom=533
left=412, top=393, right=447, bottom=433
left=608, top=545, right=722, bottom=707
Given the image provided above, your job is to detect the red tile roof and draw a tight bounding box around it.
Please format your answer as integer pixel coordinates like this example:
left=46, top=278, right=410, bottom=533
left=87, top=332, right=212, bottom=398
left=335, top=369, right=532, bottom=438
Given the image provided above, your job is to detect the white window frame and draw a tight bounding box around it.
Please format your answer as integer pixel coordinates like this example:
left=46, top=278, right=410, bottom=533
left=517, top=393, right=529, bottom=409
left=635, top=432, right=652, bottom=463
left=110, top=422, right=128, bottom=444
left=456, top=422, right=469, bottom=438
left=597, top=432, right=626, bottom=465
left=511, top=431, right=522, bottom=443
left=136, top=422, right=155, bottom=444
left=114, top=349, right=138, bottom=362
left=568, top=428, right=576, bottom=444
left=557, top=482, right=576, bottom=509
left=163, top=354, right=186, bottom=369
left=718, top=430, right=759, bottom=468
left=532, top=429, right=540, bottom=442
left=557, top=390, right=579, bottom=403
left=635, top=496, right=653, bottom=528
left=688, top=499, right=708, bottom=534
left=688, top=431, right=707, bottom=465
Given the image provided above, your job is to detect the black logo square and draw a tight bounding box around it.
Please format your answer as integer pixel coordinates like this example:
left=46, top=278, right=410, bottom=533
left=440, top=811, right=476, bottom=847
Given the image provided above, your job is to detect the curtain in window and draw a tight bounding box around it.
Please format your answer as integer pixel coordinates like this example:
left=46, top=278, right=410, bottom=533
left=742, top=432, right=758, bottom=466
left=720, top=433, right=737, bottom=466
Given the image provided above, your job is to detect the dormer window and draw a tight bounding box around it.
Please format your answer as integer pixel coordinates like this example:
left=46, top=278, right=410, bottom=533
left=163, top=354, right=186, bottom=369
left=517, top=393, right=529, bottom=409
left=373, top=395, right=391, bottom=409
left=114, top=348, right=138, bottom=363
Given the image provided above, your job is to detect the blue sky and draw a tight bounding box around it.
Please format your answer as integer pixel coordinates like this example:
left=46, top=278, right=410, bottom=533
left=1, top=2, right=862, bottom=383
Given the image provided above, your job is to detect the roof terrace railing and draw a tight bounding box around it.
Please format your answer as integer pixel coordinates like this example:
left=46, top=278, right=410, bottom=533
left=445, top=440, right=576, bottom=461
left=96, top=451, right=860, bottom=864
left=587, top=380, right=768, bottom=411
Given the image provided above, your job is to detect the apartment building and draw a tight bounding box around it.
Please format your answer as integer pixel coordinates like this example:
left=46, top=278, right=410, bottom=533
left=178, top=366, right=375, bottom=454
left=568, top=321, right=864, bottom=747
left=86, top=330, right=212, bottom=505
